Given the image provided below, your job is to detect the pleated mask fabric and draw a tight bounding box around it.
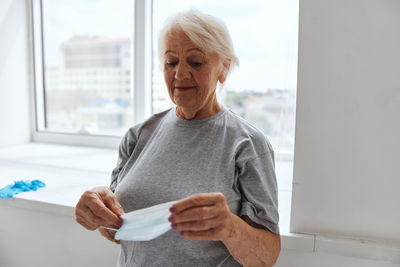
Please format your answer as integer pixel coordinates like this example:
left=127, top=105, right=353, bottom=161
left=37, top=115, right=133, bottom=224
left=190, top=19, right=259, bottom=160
left=115, top=200, right=177, bottom=241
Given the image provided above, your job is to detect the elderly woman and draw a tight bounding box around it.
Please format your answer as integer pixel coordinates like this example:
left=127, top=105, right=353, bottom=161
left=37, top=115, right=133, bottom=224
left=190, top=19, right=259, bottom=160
left=75, top=10, right=280, bottom=267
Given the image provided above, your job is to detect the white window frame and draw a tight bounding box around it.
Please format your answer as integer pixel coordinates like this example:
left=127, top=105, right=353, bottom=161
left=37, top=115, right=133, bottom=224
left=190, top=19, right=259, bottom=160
left=29, top=0, right=153, bottom=148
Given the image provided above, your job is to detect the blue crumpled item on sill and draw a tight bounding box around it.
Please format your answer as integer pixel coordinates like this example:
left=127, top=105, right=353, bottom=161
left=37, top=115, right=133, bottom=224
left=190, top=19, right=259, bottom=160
left=0, top=180, right=45, bottom=199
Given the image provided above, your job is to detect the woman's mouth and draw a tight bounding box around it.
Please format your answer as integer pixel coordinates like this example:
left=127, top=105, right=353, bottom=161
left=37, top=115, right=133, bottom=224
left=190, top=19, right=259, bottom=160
left=174, top=86, right=195, bottom=90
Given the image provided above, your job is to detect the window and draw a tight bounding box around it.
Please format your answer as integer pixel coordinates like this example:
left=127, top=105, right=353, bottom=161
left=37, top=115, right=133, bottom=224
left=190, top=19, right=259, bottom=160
left=32, top=0, right=298, bottom=159
left=32, top=0, right=134, bottom=137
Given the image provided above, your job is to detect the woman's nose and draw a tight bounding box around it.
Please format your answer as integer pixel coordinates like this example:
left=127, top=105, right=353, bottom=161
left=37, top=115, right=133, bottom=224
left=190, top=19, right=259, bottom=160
left=174, top=62, right=191, bottom=80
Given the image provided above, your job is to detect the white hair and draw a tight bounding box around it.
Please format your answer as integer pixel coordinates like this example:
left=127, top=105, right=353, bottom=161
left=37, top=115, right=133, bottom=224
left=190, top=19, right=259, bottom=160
left=158, top=9, right=239, bottom=76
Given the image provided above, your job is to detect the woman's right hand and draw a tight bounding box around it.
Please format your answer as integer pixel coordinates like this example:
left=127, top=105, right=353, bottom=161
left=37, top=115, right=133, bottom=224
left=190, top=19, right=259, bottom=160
left=75, top=186, right=124, bottom=244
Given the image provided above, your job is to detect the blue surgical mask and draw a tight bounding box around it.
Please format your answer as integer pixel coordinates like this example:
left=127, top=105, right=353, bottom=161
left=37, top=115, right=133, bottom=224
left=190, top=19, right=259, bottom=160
left=115, top=200, right=176, bottom=241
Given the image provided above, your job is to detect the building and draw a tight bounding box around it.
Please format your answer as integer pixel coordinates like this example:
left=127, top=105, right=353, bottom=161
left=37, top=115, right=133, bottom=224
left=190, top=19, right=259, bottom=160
left=47, top=35, right=132, bottom=100
left=45, top=36, right=133, bottom=133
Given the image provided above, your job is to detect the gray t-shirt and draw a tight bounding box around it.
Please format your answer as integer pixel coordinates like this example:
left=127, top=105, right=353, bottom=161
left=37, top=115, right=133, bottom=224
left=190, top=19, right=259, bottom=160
left=110, top=106, right=279, bottom=267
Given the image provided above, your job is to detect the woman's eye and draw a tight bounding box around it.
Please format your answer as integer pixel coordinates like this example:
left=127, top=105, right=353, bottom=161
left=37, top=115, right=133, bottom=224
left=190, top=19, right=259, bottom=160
left=166, top=62, right=178, bottom=67
left=189, top=62, right=202, bottom=67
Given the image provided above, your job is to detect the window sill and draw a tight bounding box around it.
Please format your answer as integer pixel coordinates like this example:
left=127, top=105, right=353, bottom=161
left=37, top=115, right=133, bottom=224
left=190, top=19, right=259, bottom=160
left=0, top=143, right=398, bottom=264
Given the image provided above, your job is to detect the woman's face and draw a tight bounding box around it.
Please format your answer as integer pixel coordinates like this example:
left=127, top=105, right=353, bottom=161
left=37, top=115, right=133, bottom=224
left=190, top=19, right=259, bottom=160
left=163, top=30, right=224, bottom=118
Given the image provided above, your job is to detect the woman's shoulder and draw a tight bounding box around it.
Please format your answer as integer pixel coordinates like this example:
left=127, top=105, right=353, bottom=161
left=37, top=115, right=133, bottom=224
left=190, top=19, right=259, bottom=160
left=225, top=109, right=268, bottom=141
left=224, top=108, right=274, bottom=159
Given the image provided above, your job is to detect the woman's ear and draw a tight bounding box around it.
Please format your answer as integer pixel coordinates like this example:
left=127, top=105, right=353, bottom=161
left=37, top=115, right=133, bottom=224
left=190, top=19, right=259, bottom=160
left=218, top=59, right=231, bottom=84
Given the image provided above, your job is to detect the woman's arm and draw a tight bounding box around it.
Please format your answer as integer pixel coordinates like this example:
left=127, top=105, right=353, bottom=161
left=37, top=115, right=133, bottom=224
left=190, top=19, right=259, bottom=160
left=169, top=193, right=280, bottom=266
left=223, top=214, right=280, bottom=266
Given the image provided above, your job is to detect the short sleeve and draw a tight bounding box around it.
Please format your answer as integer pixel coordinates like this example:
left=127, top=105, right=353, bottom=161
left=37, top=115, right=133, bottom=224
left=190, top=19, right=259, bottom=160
left=237, top=140, right=279, bottom=234
left=110, top=129, right=137, bottom=192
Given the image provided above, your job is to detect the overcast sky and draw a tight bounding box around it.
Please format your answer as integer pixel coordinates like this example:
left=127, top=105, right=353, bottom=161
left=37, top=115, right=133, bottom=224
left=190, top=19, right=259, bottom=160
left=43, top=0, right=298, bottom=91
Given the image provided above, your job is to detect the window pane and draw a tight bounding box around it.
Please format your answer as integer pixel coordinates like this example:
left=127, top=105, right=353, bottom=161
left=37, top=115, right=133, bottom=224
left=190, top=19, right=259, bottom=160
left=41, top=0, right=134, bottom=135
left=152, top=0, right=298, bottom=155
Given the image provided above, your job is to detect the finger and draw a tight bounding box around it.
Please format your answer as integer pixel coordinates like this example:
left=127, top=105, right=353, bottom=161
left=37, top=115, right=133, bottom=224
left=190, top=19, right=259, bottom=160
left=171, top=216, right=219, bottom=232
left=179, top=225, right=224, bottom=241
left=76, top=214, right=98, bottom=231
left=171, top=193, right=225, bottom=214
left=85, top=196, right=122, bottom=227
left=86, top=205, right=116, bottom=227
left=99, top=228, right=120, bottom=244
left=81, top=205, right=119, bottom=230
left=75, top=216, right=94, bottom=231
left=81, top=204, right=113, bottom=227
left=77, top=201, right=120, bottom=230
left=100, top=191, right=125, bottom=217
left=103, top=228, right=120, bottom=244
left=169, top=206, right=218, bottom=224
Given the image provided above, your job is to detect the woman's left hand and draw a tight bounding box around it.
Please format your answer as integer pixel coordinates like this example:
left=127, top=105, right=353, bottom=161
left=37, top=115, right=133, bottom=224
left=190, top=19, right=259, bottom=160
left=168, top=192, right=235, bottom=241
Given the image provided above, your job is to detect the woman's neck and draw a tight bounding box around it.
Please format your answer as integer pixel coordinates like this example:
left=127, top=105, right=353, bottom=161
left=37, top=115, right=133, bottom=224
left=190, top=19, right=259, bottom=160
left=176, top=96, right=221, bottom=121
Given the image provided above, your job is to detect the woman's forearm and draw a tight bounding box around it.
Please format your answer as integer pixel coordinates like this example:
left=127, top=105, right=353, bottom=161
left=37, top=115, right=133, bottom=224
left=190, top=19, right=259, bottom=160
left=222, top=214, right=281, bottom=267
left=169, top=193, right=280, bottom=265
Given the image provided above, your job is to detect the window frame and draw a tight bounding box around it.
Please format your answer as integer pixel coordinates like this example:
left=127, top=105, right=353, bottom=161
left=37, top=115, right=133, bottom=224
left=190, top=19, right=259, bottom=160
left=30, top=0, right=296, bottom=159
left=29, top=0, right=153, bottom=148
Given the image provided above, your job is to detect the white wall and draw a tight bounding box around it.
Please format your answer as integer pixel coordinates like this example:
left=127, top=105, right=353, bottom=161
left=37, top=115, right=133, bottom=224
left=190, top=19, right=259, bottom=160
left=0, top=203, right=119, bottom=267
left=276, top=250, right=399, bottom=267
left=291, top=0, right=400, bottom=244
left=0, top=0, right=31, bottom=147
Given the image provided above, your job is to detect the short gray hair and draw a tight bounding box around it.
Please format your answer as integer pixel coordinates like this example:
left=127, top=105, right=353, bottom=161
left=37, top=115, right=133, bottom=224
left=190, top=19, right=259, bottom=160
left=158, top=9, right=239, bottom=74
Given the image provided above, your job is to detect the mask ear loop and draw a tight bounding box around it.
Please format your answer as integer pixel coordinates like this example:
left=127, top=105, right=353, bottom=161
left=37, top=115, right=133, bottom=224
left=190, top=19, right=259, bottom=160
left=100, top=226, right=118, bottom=232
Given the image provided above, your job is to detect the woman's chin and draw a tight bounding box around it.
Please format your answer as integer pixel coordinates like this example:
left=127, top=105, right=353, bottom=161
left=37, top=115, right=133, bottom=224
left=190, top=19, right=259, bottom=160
left=173, top=98, right=198, bottom=110
left=176, top=105, right=198, bottom=112
left=175, top=105, right=200, bottom=120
